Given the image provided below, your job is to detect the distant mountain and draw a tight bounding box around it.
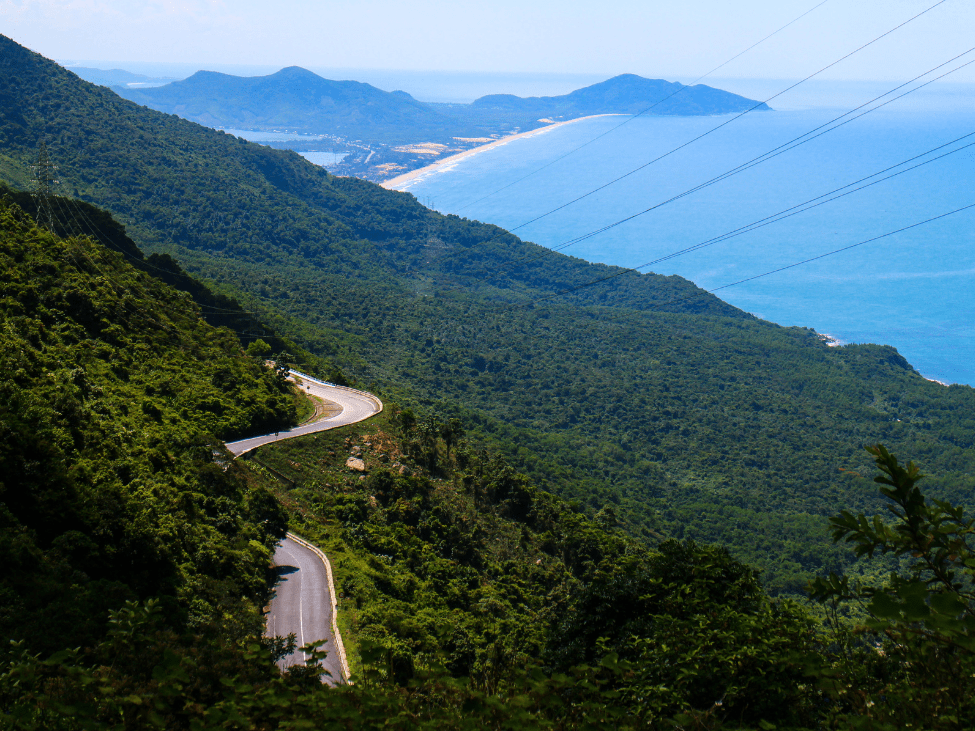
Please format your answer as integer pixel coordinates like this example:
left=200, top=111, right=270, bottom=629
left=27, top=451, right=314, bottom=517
left=468, top=73, right=770, bottom=118
left=111, top=68, right=769, bottom=179
left=11, top=34, right=975, bottom=602
left=116, top=66, right=455, bottom=144
left=67, top=66, right=178, bottom=88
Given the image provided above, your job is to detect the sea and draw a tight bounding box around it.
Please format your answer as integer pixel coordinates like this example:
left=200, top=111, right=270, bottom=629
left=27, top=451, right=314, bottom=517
left=120, top=63, right=975, bottom=385
left=388, top=80, right=975, bottom=387
left=219, top=128, right=348, bottom=167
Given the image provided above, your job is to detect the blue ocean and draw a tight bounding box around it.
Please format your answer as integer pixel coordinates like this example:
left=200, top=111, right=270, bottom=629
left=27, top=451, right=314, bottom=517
left=391, top=82, right=975, bottom=386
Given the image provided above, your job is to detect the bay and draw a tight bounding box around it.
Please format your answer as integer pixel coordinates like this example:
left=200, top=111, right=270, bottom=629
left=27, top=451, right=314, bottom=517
left=218, top=129, right=346, bottom=168
left=392, top=82, right=975, bottom=386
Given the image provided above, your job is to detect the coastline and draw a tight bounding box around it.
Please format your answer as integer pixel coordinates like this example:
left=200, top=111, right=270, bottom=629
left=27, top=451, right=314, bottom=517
left=380, top=114, right=619, bottom=191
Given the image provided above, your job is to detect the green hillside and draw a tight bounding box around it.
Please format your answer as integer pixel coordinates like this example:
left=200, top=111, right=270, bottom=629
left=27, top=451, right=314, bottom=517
left=457, top=73, right=770, bottom=125
left=0, top=193, right=304, bottom=654
left=3, top=34, right=975, bottom=596
left=118, top=66, right=457, bottom=145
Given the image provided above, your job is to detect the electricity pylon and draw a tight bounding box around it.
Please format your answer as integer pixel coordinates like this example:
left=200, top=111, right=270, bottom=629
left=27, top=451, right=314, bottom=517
left=29, top=141, right=59, bottom=232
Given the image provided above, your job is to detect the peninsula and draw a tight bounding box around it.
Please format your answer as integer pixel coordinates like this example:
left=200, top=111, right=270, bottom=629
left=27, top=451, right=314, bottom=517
left=111, top=69, right=769, bottom=182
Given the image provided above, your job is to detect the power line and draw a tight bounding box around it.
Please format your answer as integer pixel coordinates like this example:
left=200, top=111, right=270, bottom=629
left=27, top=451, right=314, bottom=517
left=28, top=142, right=59, bottom=232
left=510, top=132, right=975, bottom=305
left=522, top=201, right=975, bottom=311
left=59, top=194, right=268, bottom=316
left=48, top=194, right=182, bottom=338
left=496, top=0, right=949, bottom=240
left=638, top=135, right=975, bottom=268
left=503, top=48, right=975, bottom=270
left=451, top=0, right=834, bottom=214
left=709, top=203, right=975, bottom=294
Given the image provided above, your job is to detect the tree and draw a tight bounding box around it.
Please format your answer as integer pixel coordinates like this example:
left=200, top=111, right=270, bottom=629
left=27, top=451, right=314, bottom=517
left=809, top=445, right=975, bottom=729
left=548, top=541, right=820, bottom=727
left=246, top=338, right=272, bottom=357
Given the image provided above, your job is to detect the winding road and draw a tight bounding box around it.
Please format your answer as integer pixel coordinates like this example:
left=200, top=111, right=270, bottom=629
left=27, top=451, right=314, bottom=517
left=225, top=369, right=382, bottom=457
left=226, top=369, right=383, bottom=684
left=267, top=534, right=347, bottom=685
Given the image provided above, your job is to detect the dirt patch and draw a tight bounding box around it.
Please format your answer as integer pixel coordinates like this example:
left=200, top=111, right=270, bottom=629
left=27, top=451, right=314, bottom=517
left=300, top=395, right=342, bottom=425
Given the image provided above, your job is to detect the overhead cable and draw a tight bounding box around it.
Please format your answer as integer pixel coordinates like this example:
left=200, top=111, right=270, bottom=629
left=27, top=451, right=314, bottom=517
left=452, top=0, right=834, bottom=213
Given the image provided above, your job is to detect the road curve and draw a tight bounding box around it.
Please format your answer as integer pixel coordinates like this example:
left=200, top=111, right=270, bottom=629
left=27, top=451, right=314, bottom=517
left=267, top=534, right=347, bottom=684
left=226, top=370, right=380, bottom=684
left=225, top=369, right=383, bottom=456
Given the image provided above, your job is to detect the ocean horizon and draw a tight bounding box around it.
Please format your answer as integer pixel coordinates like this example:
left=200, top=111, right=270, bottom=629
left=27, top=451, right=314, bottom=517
left=391, top=80, right=975, bottom=387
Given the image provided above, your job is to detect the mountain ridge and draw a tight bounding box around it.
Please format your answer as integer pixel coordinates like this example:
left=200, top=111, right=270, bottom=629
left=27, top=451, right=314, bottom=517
left=4, top=33, right=975, bottom=597
left=119, top=65, right=451, bottom=142
left=112, top=65, right=769, bottom=179
left=470, top=72, right=771, bottom=116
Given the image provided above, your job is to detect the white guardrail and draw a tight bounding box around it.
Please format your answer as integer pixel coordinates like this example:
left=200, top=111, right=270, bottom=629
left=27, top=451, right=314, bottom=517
left=288, top=369, right=384, bottom=414
left=286, top=531, right=352, bottom=684
left=234, top=367, right=380, bottom=685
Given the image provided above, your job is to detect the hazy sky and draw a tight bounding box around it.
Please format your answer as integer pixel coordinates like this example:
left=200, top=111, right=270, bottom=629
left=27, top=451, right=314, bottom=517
left=4, top=0, right=975, bottom=82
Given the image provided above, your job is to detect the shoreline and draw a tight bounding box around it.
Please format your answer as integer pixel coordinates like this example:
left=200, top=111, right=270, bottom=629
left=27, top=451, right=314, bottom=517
left=380, top=114, right=619, bottom=191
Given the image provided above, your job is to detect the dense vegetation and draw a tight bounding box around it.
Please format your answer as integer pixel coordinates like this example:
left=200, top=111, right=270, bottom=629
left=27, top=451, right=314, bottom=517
left=3, top=33, right=975, bottom=596
left=4, top=35, right=975, bottom=729
left=8, top=389, right=975, bottom=728
left=118, top=66, right=456, bottom=146
left=0, top=196, right=297, bottom=653
left=0, top=181, right=307, bottom=359
left=242, top=409, right=820, bottom=723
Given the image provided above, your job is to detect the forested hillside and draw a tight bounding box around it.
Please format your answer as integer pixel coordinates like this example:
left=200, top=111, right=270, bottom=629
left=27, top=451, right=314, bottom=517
left=0, top=196, right=296, bottom=652
left=5, top=33, right=975, bottom=729
left=456, top=73, right=770, bottom=124
left=3, top=34, right=975, bottom=594
left=112, top=68, right=768, bottom=180
left=118, top=66, right=456, bottom=145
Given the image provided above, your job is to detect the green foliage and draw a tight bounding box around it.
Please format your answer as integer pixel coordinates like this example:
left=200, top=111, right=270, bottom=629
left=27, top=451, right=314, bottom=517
left=6, top=32, right=975, bottom=599
left=0, top=181, right=308, bottom=361
left=247, top=339, right=272, bottom=357
left=809, top=446, right=975, bottom=729
left=549, top=541, right=819, bottom=727
left=0, top=197, right=295, bottom=652
left=245, top=410, right=635, bottom=687
left=0, top=605, right=660, bottom=731
left=243, top=411, right=825, bottom=728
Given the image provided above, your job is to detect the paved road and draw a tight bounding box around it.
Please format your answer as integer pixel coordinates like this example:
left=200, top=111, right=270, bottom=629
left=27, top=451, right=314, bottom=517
left=226, top=370, right=379, bottom=684
left=226, top=370, right=382, bottom=457
left=267, top=535, right=346, bottom=684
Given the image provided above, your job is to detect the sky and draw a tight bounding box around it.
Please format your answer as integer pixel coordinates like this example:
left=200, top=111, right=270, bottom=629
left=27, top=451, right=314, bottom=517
left=3, top=0, right=975, bottom=86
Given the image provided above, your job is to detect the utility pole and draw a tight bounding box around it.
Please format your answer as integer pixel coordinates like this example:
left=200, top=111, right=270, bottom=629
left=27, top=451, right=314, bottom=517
left=29, top=141, right=59, bottom=232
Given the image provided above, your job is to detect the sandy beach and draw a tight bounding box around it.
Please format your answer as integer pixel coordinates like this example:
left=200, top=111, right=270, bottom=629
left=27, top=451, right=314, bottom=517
left=381, top=114, right=618, bottom=191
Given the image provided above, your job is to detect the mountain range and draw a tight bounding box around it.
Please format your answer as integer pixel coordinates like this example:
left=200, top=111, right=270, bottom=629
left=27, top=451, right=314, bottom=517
left=117, top=66, right=452, bottom=144
left=4, top=32, right=975, bottom=727
left=3, top=32, right=975, bottom=595
left=111, top=66, right=769, bottom=179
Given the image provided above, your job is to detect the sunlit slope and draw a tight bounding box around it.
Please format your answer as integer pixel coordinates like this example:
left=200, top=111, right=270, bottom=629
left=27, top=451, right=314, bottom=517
left=0, top=35, right=735, bottom=319
left=4, top=35, right=975, bottom=593
left=0, top=197, right=294, bottom=652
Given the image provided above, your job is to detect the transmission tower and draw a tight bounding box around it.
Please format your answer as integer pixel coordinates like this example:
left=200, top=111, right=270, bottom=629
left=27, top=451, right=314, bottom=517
left=29, top=142, right=59, bottom=232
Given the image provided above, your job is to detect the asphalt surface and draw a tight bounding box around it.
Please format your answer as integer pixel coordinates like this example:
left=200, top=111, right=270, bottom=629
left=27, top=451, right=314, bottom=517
left=226, top=370, right=380, bottom=684
left=267, top=536, right=345, bottom=685
left=225, top=370, right=382, bottom=457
